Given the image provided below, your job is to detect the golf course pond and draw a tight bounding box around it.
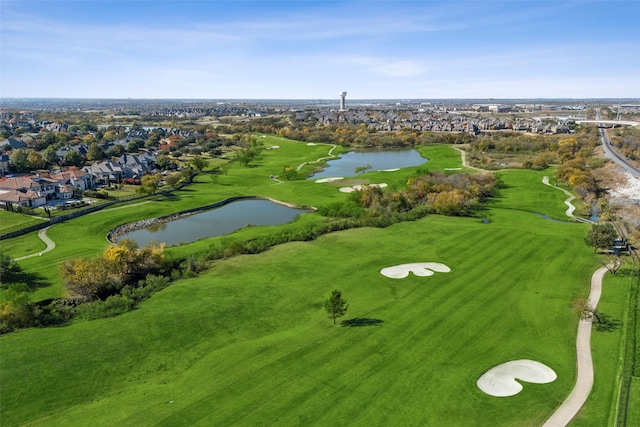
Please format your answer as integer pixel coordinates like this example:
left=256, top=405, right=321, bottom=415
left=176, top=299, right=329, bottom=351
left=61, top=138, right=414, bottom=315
left=114, top=198, right=311, bottom=246
left=309, top=149, right=426, bottom=179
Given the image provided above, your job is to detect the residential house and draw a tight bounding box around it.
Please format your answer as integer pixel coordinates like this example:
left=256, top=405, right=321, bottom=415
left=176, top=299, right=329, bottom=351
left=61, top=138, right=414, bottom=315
left=84, top=160, right=125, bottom=184
left=0, top=154, right=9, bottom=177
left=0, top=188, right=46, bottom=208
left=0, top=175, right=56, bottom=208
left=56, top=144, right=89, bottom=160
left=84, top=152, right=157, bottom=184
left=0, top=138, right=26, bottom=150
left=43, top=168, right=96, bottom=192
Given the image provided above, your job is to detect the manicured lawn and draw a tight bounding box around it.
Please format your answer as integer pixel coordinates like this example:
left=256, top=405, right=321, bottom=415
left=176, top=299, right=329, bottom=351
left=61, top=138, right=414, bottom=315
left=627, top=377, right=640, bottom=427
left=0, top=210, right=47, bottom=233
left=102, top=184, right=145, bottom=198
left=0, top=142, right=626, bottom=426
left=0, top=229, right=47, bottom=258
left=571, top=266, right=634, bottom=426
left=1, top=142, right=457, bottom=301
left=1, top=211, right=596, bottom=426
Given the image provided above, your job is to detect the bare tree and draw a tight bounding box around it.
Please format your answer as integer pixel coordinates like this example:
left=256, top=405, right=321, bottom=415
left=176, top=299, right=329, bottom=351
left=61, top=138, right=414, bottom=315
left=572, top=296, right=602, bottom=324
left=603, top=255, right=622, bottom=275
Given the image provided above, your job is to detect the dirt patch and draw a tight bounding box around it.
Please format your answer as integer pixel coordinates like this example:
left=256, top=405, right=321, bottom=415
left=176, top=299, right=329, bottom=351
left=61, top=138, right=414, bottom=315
left=593, top=161, right=640, bottom=243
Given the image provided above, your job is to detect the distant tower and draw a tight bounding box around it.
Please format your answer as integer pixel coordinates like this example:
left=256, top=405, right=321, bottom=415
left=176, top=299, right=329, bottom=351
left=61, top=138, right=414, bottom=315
left=339, top=91, right=347, bottom=111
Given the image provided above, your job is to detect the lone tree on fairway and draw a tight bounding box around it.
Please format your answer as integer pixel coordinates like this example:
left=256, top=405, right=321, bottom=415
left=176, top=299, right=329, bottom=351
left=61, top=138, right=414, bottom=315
left=584, top=223, right=617, bottom=253
left=324, top=289, right=348, bottom=324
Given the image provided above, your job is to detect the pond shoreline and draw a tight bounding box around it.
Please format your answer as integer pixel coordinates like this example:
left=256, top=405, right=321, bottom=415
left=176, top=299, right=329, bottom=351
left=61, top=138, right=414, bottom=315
left=107, top=196, right=316, bottom=244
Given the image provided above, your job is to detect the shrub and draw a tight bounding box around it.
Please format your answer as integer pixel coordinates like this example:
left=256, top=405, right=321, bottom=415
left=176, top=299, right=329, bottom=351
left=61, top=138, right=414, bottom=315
left=83, top=189, right=110, bottom=199
left=75, top=295, right=135, bottom=320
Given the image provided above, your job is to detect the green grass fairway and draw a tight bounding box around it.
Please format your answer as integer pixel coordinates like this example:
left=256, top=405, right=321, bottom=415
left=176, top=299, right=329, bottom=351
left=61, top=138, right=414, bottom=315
left=0, top=210, right=47, bottom=233
left=1, top=211, right=597, bottom=426
left=626, top=378, right=640, bottom=427
left=1, top=143, right=622, bottom=426
left=571, top=268, right=634, bottom=426
left=0, top=143, right=460, bottom=301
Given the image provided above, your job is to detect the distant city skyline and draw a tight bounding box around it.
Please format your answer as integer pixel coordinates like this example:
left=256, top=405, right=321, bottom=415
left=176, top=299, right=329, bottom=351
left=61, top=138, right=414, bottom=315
left=1, top=1, right=639, bottom=100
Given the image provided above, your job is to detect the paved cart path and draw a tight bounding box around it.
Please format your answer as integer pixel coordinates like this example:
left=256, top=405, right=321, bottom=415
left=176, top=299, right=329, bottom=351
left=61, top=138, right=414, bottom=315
left=297, top=144, right=338, bottom=172
left=542, top=265, right=608, bottom=427
left=14, top=227, right=55, bottom=260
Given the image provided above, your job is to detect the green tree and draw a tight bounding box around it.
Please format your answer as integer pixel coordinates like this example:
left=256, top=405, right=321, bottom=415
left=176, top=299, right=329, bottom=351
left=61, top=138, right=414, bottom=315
left=9, top=149, right=30, bottom=172
left=0, top=284, right=35, bottom=332
left=324, top=289, right=349, bottom=324
left=164, top=172, right=181, bottom=188
left=42, top=146, right=60, bottom=165
left=87, top=142, right=104, bottom=161
left=354, top=164, right=372, bottom=174
left=26, top=150, right=46, bottom=170
left=189, top=155, right=208, bottom=172
left=105, top=144, right=125, bottom=158
left=0, top=254, right=21, bottom=285
left=61, top=240, right=166, bottom=301
left=64, top=150, right=84, bottom=167
left=155, top=154, right=175, bottom=170
left=139, top=173, right=162, bottom=195
left=280, top=166, right=300, bottom=181
left=127, top=139, right=144, bottom=153
left=145, top=132, right=162, bottom=148
left=584, top=223, right=617, bottom=253
left=41, top=132, right=57, bottom=148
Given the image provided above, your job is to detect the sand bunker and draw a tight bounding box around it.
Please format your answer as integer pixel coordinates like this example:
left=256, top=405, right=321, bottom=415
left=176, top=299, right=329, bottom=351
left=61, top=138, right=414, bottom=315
left=444, top=167, right=462, bottom=171
left=339, top=183, right=388, bottom=193
left=380, top=262, right=450, bottom=279
left=477, top=359, right=557, bottom=397
left=379, top=168, right=400, bottom=172
left=306, top=143, right=318, bottom=146
left=265, top=145, right=280, bottom=149
left=315, top=177, right=344, bottom=183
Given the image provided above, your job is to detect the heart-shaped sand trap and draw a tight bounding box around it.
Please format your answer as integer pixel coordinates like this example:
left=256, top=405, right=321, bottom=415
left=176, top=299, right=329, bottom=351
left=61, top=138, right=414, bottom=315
left=477, top=359, right=557, bottom=397
left=379, top=262, right=451, bottom=279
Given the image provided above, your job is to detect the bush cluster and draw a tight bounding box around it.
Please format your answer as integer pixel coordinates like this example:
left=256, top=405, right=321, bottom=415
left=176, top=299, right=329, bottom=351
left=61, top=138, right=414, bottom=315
left=203, top=172, right=498, bottom=262
left=83, top=189, right=110, bottom=199
left=1, top=168, right=499, bottom=333
left=60, top=239, right=169, bottom=301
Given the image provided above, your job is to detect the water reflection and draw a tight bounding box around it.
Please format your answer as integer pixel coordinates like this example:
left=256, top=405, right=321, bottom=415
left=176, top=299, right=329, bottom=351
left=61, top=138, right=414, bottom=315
left=117, top=199, right=310, bottom=247
left=309, top=149, right=426, bottom=179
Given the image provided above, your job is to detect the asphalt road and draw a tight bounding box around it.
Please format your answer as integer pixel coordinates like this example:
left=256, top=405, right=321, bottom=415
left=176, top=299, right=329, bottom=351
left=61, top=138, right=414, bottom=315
left=596, top=109, right=640, bottom=178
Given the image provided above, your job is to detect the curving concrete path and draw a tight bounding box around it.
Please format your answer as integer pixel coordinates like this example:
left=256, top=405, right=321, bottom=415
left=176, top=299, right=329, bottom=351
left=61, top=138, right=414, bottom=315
left=541, top=176, right=594, bottom=224
left=542, top=176, right=578, bottom=219
left=539, top=175, right=603, bottom=426
left=453, top=147, right=490, bottom=172
left=542, top=265, right=608, bottom=427
left=14, top=226, right=55, bottom=261
left=297, top=144, right=338, bottom=172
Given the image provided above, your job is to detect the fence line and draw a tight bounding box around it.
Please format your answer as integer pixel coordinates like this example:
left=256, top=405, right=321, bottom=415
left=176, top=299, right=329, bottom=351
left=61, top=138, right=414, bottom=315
left=0, top=194, right=149, bottom=241
left=612, top=219, right=639, bottom=426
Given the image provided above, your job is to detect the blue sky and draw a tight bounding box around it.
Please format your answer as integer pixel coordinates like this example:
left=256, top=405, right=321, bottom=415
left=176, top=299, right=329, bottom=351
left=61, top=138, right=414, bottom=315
left=1, top=1, right=638, bottom=99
